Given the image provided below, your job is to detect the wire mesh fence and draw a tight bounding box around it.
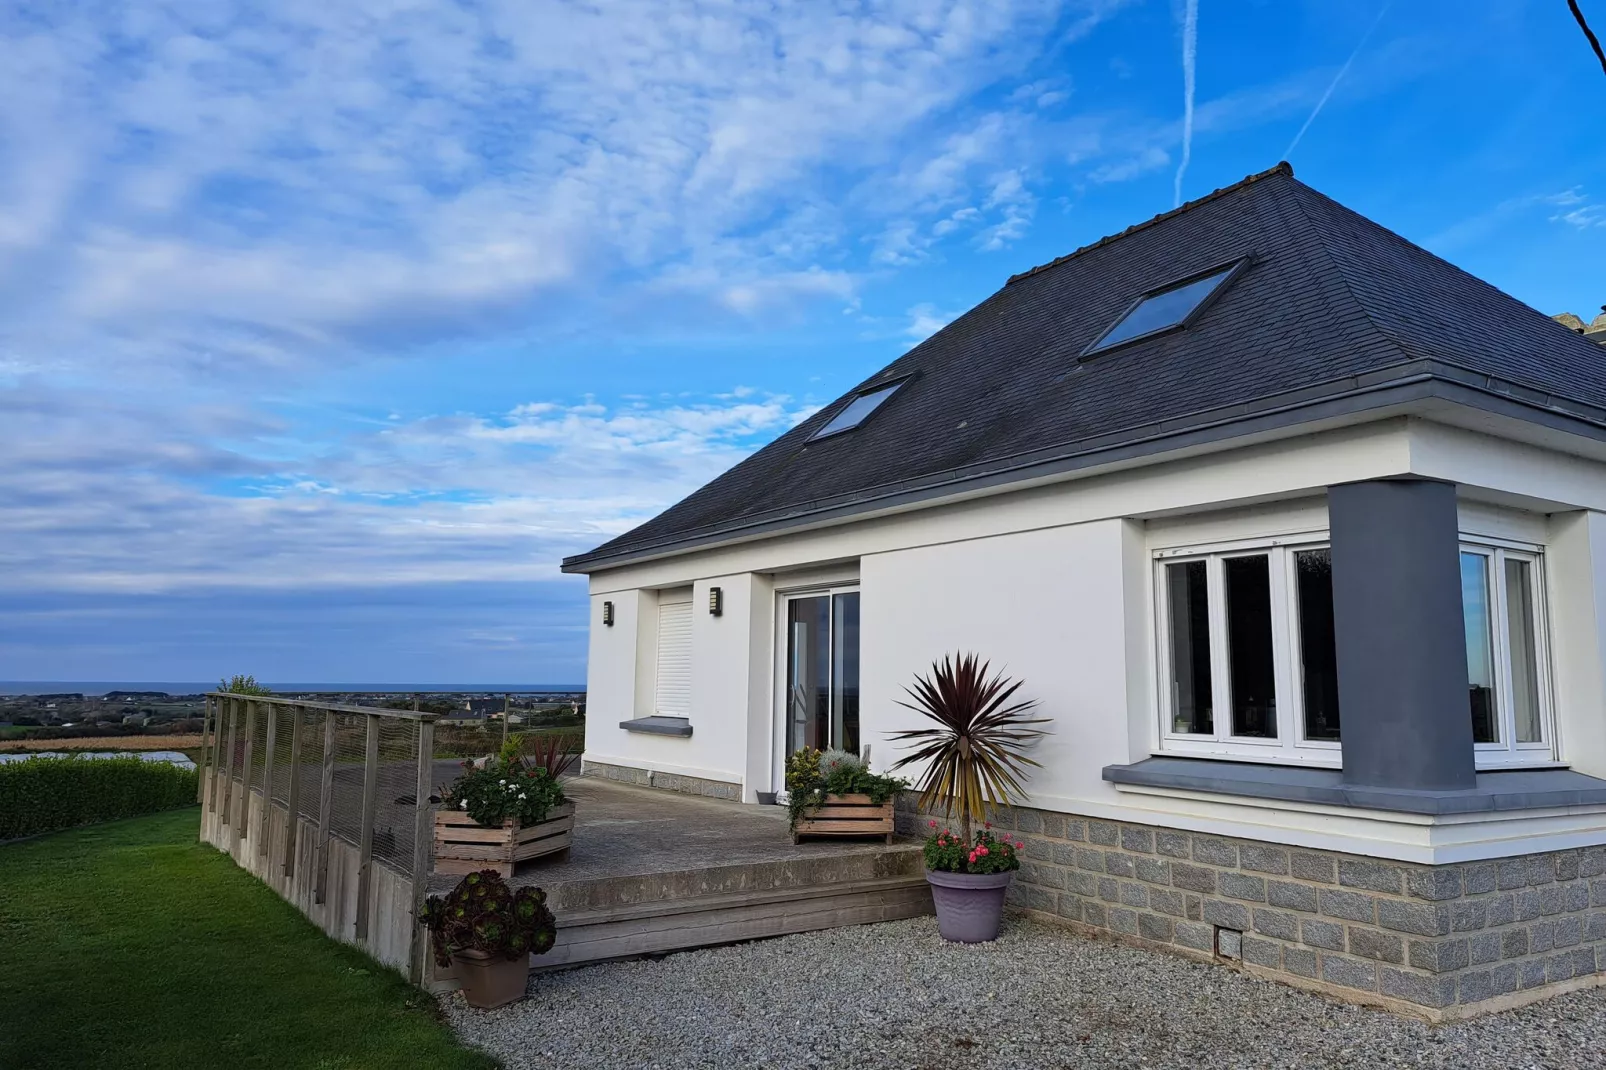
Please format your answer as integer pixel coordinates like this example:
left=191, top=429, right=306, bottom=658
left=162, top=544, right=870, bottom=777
left=269, top=704, right=296, bottom=805
left=249, top=700, right=269, bottom=787
left=328, top=712, right=367, bottom=848
left=227, top=700, right=247, bottom=786
left=196, top=692, right=578, bottom=983
left=295, top=707, right=324, bottom=823
left=372, top=718, right=421, bottom=874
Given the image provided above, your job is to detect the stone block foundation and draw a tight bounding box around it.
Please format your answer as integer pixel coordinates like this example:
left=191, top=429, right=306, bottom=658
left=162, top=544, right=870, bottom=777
left=896, top=799, right=1606, bottom=1021
left=582, top=759, right=741, bottom=801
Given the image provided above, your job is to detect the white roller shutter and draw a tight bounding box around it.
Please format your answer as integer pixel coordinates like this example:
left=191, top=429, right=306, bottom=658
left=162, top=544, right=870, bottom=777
left=654, top=598, right=693, bottom=716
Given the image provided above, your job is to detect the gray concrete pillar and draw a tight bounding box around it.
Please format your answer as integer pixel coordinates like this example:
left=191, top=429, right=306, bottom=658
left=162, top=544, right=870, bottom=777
left=1329, top=479, right=1476, bottom=791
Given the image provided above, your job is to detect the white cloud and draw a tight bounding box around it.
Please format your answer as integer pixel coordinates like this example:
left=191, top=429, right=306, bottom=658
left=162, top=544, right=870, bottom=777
left=0, top=383, right=814, bottom=595
left=1426, top=186, right=1606, bottom=251
left=1548, top=188, right=1606, bottom=230
left=0, top=0, right=1130, bottom=374
left=904, top=304, right=959, bottom=342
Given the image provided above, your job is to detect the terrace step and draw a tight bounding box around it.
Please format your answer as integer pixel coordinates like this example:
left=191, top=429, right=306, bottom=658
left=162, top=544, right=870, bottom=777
left=532, top=871, right=933, bottom=971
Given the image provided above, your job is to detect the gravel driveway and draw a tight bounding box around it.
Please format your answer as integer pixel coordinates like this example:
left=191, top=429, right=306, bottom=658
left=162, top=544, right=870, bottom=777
left=444, top=915, right=1606, bottom=1069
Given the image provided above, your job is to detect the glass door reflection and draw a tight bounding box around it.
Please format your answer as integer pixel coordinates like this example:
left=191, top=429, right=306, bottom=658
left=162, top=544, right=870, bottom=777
left=785, top=590, right=860, bottom=760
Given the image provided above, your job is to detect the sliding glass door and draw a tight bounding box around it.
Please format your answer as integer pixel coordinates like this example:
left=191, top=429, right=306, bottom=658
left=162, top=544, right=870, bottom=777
left=781, top=588, right=860, bottom=773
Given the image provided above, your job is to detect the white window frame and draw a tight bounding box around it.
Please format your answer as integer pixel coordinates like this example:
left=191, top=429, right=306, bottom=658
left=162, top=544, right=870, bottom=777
left=1151, top=530, right=1559, bottom=770
left=1153, top=533, right=1340, bottom=767
left=771, top=581, right=860, bottom=795
left=1460, top=537, right=1557, bottom=769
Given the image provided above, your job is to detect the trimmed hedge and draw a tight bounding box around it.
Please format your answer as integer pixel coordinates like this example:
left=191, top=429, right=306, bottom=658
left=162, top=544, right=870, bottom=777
left=0, top=756, right=198, bottom=841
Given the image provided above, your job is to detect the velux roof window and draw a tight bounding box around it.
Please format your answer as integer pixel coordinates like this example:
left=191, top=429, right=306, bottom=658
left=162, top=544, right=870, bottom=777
left=1083, top=258, right=1248, bottom=357
left=808, top=379, right=907, bottom=441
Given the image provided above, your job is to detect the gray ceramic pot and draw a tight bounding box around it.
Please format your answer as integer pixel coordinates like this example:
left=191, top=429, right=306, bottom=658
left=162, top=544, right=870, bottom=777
left=926, top=868, right=1014, bottom=942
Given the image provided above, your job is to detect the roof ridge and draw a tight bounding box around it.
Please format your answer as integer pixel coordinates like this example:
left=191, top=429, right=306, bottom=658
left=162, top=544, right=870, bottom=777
left=1272, top=168, right=1416, bottom=367
left=1005, top=161, right=1294, bottom=287
left=1283, top=179, right=1606, bottom=376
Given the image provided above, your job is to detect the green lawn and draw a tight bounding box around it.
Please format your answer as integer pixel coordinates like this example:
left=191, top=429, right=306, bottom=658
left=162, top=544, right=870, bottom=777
left=0, top=808, right=497, bottom=1070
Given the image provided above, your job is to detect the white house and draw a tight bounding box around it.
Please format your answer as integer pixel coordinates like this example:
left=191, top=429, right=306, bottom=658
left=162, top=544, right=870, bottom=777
left=563, top=164, right=1606, bottom=1017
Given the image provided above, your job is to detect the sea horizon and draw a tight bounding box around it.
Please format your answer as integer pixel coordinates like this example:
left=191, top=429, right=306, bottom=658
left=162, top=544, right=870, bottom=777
left=0, top=681, right=586, bottom=696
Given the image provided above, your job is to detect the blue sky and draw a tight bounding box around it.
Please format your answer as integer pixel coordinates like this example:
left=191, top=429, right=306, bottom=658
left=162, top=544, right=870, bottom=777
left=2, top=0, right=1603, bottom=685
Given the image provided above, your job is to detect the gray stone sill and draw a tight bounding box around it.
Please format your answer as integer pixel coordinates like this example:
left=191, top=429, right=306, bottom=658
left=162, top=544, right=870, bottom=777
left=619, top=716, right=692, bottom=737
left=1103, top=757, right=1606, bottom=815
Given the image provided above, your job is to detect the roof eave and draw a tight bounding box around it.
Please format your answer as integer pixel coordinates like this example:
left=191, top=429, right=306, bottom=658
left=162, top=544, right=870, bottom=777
left=563, top=367, right=1606, bottom=574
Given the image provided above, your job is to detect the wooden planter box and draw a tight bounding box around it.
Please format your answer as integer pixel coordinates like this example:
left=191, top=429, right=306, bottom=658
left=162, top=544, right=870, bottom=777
left=434, top=802, right=576, bottom=878
left=792, top=794, right=895, bottom=844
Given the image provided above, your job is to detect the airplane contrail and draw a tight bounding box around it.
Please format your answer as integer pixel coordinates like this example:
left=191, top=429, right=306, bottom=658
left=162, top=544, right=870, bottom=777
left=1284, top=1, right=1392, bottom=160
left=1174, top=0, right=1198, bottom=207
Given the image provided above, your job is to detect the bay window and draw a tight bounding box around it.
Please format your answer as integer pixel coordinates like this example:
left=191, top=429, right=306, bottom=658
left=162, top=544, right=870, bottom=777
left=1155, top=533, right=1554, bottom=769
left=1155, top=540, right=1340, bottom=764
left=1459, top=542, right=1552, bottom=766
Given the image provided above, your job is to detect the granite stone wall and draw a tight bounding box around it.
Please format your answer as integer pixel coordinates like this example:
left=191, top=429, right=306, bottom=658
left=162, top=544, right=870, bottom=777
left=582, top=759, right=741, bottom=801
left=896, top=799, right=1606, bottom=1019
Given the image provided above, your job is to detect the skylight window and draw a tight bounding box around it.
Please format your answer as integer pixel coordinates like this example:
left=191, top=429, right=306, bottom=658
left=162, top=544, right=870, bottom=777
left=809, top=380, right=905, bottom=440
left=1083, top=260, right=1246, bottom=356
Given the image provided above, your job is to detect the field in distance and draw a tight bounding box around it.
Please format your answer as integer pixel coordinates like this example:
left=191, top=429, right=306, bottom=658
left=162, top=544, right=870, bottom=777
left=0, top=734, right=204, bottom=753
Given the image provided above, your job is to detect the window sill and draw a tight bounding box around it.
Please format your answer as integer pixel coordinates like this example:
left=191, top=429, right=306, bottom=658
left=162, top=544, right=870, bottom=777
left=1155, top=742, right=1342, bottom=769
left=619, top=716, right=692, bottom=737
left=1104, top=757, right=1606, bottom=815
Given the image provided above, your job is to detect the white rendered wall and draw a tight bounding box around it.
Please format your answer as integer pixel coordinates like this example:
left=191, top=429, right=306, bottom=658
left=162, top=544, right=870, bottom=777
left=1546, top=511, right=1606, bottom=781
left=859, top=518, right=1137, bottom=807
left=583, top=576, right=770, bottom=791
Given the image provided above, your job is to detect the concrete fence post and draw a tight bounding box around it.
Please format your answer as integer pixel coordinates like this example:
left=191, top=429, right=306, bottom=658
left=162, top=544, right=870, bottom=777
left=237, top=699, right=258, bottom=845
left=282, top=705, right=305, bottom=877
left=354, top=713, right=381, bottom=942
left=197, top=695, right=213, bottom=804
left=408, top=718, right=435, bottom=985
left=258, top=702, right=278, bottom=857
left=220, top=697, right=240, bottom=831
left=314, top=709, right=337, bottom=906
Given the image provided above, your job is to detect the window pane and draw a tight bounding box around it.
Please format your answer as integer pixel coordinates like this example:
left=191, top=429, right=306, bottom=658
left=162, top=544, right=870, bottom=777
left=1462, top=552, right=1498, bottom=744
left=812, top=383, right=901, bottom=438
left=1295, top=549, right=1341, bottom=741
left=831, top=592, right=861, bottom=755
left=1505, top=559, right=1542, bottom=744
left=1165, top=561, right=1213, bottom=734
left=1224, top=555, right=1277, bottom=739
left=786, top=596, right=831, bottom=754
left=1090, top=266, right=1237, bottom=352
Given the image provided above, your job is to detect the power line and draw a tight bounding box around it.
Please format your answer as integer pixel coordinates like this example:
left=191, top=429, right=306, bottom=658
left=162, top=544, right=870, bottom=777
left=1571, top=0, right=1606, bottom=76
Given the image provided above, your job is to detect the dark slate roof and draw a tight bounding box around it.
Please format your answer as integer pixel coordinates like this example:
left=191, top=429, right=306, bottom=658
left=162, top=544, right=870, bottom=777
left=565, top=163, right=1606, bottom=573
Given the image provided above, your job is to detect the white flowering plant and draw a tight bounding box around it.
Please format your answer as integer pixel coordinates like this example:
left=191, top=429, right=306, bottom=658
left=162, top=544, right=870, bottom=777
left=438, top=754, right=565, bottom=828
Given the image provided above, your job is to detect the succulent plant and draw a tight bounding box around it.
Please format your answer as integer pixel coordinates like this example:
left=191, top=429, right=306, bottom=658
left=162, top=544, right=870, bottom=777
left=421, top=869, right=557, bottom=967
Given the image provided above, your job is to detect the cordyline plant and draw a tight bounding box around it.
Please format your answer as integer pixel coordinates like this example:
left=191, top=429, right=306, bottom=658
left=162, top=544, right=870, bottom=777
left=888, top=652, right=1049, bottom=846
left=522, top=731, right=582, bottom=780
left=421, top=869, right=556, bottom=966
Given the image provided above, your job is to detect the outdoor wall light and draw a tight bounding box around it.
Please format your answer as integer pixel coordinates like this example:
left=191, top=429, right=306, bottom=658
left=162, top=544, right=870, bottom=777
left=709, top=586, right=723, bottom=616
left=602, top=601, right=615, bottom=627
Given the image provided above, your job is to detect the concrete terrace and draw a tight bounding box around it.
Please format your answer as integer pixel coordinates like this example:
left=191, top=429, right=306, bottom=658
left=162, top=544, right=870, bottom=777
left=426, top=776, right=933, bottom=983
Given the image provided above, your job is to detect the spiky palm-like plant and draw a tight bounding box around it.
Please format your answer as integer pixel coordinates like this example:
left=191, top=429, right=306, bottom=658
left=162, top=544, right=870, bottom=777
left=888, top=653, right=1048, bottom=846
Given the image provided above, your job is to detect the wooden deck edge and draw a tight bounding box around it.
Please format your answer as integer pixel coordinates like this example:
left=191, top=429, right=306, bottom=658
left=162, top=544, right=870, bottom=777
left=557, top=873, right=932, bottom=927
left=426, top=873, right=934, bottom=990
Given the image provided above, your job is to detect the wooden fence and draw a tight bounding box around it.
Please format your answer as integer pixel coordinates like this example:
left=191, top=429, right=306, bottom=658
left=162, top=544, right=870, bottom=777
left=196, top=693, right=438, bottom=982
